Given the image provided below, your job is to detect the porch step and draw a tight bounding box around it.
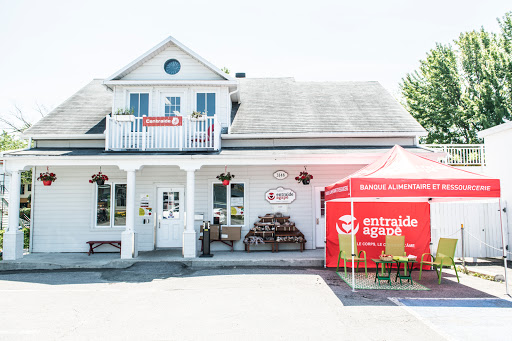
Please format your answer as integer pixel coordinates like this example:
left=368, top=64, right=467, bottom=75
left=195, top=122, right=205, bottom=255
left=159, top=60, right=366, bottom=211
left=0, top=250, right=325, bottom=271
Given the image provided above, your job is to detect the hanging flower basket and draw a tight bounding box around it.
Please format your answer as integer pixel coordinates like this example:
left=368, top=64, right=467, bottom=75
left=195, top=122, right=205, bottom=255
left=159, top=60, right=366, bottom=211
left=37, top=169, right=57, bottom=186
left=295, top=170, right=313, bottom=185
left=90, top=171, right=109, bottom=185
left=216, top=171, right=235, bottom=186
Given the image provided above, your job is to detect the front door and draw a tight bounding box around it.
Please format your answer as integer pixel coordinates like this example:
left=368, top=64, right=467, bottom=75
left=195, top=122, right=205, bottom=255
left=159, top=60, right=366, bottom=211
left=315, top=187, right=326, bottom=248
left=157, top=187, right=184, bottom=247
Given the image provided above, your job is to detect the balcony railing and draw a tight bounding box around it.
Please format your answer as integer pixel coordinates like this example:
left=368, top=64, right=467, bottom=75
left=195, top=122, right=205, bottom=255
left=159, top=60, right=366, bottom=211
left=421, top=144, right=485, bottom=166
left=105, top=115, right=220, bottom=151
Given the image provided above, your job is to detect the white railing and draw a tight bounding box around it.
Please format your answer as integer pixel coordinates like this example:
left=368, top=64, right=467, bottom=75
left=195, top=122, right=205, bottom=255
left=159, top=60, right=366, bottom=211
left=421, top=144, right=485, bottom=166
left=106, top=115, right=220, bottom=151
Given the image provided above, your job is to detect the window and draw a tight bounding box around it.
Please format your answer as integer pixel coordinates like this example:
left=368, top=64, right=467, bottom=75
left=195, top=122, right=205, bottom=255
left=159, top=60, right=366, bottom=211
left=96, top=183, right=126, bottom=227
left=129, top=93, right=149, bottom=117
left=20, top=184, right=25, bottom=195
left=164, top=96, right=181, bottom=116
left=320, top=190, right=325, bottom=217
left=196, top=93, right=216, bottom=116
left=213, top=183, right=244, bottom=225
left=129, top=93, right=149, bottom=131
left=27, top=184, right=32, bottom=192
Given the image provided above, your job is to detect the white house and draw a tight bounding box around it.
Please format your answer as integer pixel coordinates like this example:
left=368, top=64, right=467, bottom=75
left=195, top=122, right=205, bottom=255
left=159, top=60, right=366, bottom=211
left=1, top=36, right=432, bottom=260
left=478, top=121, right=512, bottom=259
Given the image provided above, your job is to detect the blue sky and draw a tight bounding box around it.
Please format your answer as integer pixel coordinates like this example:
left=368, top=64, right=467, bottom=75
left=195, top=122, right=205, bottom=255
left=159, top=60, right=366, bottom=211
left=0, top=0, right=511, bottom=128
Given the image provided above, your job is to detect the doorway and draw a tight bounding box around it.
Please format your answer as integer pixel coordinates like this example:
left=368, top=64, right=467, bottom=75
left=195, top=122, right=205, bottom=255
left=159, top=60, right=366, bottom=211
left=314, top=187, right=326, bottom=248
left=156, top=187, right=184, bottom=248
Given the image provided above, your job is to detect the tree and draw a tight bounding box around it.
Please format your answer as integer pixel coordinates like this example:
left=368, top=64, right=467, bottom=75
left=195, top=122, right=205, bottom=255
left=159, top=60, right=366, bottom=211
left=0, top=131, right=27, bottom=151
left=400, top=12, right=512, bottom=143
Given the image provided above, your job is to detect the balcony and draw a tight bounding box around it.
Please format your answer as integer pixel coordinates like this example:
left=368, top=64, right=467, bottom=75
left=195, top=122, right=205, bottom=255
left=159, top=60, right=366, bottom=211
left=421, top=144, right=485, bottom=166
left=105, top=115, right=220, bottom=151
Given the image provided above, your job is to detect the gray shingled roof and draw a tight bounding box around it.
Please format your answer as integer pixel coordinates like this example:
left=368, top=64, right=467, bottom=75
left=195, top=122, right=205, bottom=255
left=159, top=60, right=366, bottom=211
left=230, top=78, right=426, bottom=134
left=24, top=79, right=111, bottom=136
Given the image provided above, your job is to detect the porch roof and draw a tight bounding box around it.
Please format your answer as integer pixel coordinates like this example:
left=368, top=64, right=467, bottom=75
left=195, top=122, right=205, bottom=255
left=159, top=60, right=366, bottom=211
left=2, top=146, right=439, bottom=163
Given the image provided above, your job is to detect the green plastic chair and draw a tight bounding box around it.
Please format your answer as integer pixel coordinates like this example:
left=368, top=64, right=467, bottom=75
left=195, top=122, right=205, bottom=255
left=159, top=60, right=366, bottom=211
left=382, top=235, right=406, bottom=257
left=380, top=235, right=406, bottom=274
left=419, top=238, right=460, bottom=284
left=336, top=234, right=367, bottom=276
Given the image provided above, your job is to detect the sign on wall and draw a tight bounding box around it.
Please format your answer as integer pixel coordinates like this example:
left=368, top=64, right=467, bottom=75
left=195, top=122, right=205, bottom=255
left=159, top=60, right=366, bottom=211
left=143, top=116, right=182, bottom=127
left=273, top=170, right=288, bottom=180
left=265, top=187, right=296, bottom=204
left=325, top=202, right=431, bottom=268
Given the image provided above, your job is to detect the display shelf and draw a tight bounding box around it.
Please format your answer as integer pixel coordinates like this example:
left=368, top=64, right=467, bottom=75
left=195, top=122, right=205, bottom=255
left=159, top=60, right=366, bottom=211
left=243, top=213, right=306, bottom=253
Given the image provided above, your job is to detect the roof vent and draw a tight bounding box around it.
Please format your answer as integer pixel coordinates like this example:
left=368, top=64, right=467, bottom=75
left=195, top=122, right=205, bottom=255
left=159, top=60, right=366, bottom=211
left=235, top=73, right=246, bottom=78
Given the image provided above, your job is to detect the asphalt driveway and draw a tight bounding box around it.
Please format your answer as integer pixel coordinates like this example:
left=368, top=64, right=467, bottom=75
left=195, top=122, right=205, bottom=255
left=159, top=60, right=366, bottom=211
left=0, top=263, right=510, bottom=340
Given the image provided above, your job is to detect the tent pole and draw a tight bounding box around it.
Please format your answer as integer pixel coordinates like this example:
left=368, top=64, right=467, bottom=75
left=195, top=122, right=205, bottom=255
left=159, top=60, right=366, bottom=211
left=351, top=195, right=355, bottom=292
left=324, top=202, right=327, bottom=269
left=499, top=199, right=510, bottom=297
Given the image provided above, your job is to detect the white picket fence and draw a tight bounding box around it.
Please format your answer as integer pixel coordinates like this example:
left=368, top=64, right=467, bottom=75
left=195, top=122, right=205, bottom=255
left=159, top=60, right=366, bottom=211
left=430, top=200, right=509, bottom=259
left=106, top=115, right=220, bottom=151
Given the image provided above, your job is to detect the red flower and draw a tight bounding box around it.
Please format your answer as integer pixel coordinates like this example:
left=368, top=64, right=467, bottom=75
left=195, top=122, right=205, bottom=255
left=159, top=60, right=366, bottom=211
left=89, top=180, right=93, bottom=183
left=310, top=175, right=313, bottom=179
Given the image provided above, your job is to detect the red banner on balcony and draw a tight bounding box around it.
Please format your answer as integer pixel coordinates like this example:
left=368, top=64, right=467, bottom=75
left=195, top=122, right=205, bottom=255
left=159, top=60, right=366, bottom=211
left=143, top=116, right=182, bottom=127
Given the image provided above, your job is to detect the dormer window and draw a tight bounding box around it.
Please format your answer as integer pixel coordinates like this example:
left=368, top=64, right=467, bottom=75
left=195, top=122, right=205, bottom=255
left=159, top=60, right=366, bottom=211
left=164, top=96, right=181, bottom=116
left=196, top=93, right=215, bottom=116
left=129, top=93, right=149, bottom=117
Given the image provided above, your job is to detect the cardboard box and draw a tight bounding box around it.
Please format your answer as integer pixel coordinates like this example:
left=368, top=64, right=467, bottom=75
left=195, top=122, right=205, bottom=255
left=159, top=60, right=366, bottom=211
left=220, top=226, right=241, bottom=241
left=200, top=224, right=220, bottom=240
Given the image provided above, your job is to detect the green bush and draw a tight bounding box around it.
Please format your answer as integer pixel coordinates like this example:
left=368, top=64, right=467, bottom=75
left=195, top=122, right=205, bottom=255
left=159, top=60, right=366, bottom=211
left=19, top=208, right=31, bottom=219
left=0, top=228, right=30, bottom=254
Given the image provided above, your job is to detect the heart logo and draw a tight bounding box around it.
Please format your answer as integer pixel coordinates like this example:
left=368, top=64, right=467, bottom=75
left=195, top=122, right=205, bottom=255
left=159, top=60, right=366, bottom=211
left=267, top=193, right=275, bottom=200
left=336, top=215, right=359, bottom=234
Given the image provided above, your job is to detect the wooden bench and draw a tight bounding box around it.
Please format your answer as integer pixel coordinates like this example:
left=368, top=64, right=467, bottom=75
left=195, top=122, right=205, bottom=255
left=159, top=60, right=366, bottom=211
left=86, top=241, right=121, bottom=255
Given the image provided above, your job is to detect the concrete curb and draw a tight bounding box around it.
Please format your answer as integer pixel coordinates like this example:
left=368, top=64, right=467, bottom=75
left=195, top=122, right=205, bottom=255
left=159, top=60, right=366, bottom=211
left=0, top=258, right=324, bottom=272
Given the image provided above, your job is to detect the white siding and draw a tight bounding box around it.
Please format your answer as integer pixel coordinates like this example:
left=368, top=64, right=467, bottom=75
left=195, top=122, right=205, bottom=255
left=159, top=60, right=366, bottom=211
left=482, top=127, right=512, bottom=260
left=430, top=201, right=505, bottom=258
left=121, top=44, right=223, bottom=81
left=31, top=164, right=364, bottom=253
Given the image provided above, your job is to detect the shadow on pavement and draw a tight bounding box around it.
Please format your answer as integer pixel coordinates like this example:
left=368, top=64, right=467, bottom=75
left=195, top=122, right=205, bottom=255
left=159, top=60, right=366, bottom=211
left=0, top=263, right=502, bottom=307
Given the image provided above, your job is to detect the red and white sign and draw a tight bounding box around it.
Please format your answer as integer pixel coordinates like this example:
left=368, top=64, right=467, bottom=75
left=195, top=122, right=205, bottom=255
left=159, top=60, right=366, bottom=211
left=143, top=116, right=182, bottom=127
left=325, top=202, right=431, bottom=268
left=265, top=187, right=296, bottom=204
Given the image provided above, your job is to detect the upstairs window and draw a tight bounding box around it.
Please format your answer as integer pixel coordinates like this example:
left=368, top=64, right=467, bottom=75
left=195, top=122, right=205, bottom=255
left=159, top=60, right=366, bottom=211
left=164, top=96, right=181, bottom=116
left=129, top=93, right=149, bottom=117
left=196, top=93, right=216, bottom=116
left=129, top=93, right=149, bottom=131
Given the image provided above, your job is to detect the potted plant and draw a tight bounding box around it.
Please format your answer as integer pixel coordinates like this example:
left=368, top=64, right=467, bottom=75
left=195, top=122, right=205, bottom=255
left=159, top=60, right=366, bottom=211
left=37, top=170, right=57, bottom=186
left=190, top=111, right=206, bottom=121
left=113, top=108, right=135, bottom=122
left=89, top=171, right=109, bottom=185
left=216, top=172, right=235, bottom=186
left=295, top=171, right=313, bottom=185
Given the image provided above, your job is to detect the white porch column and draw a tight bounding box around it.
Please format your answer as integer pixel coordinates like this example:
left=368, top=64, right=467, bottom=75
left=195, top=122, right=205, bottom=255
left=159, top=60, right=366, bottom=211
left=3, top=170, right=23, bottom=260
left=121, top=169, right=138, bottom=259
left=183, top=166, right=199, bottom=258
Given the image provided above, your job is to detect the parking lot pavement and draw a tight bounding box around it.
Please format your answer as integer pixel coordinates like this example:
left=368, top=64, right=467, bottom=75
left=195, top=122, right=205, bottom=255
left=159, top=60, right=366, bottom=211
left=0, top=263, right=510, bottom=340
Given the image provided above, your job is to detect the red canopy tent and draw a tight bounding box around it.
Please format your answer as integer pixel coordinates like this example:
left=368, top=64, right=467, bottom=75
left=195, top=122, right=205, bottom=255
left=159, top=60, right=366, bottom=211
left=325, top=145, right=507, bottom=292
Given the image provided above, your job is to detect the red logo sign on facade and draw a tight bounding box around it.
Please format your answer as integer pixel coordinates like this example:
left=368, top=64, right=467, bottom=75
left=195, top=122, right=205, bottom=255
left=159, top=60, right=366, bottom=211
left=325, top=202, right=431, bottom=268
left=143, top=116, right=182, bottom=127
left=265, top=187, right=296, bottom=204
